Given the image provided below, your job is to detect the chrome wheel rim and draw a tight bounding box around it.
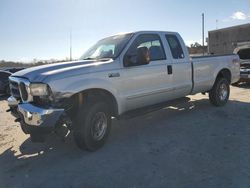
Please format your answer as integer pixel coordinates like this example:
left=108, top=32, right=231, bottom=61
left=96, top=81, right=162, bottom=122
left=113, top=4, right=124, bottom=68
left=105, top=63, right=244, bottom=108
left=219, top=83, right=228, bottom=101
left=91, top=112, right=108, bottom=141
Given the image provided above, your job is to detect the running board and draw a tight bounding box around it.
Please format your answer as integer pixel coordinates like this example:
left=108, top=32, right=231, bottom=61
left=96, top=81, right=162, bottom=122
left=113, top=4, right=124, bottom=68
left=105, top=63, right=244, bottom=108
left=118, top=97, right=190, bottom=120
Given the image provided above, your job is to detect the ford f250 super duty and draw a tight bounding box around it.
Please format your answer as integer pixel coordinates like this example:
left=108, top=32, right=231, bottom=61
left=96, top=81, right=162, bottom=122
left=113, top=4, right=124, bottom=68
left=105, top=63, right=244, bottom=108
left=7, top=31, right=240, bottom=151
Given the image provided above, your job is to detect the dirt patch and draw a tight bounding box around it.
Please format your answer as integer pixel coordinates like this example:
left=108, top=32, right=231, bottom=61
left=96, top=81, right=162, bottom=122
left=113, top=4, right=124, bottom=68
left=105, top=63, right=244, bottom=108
left=0, top=86, right=250, bottom=188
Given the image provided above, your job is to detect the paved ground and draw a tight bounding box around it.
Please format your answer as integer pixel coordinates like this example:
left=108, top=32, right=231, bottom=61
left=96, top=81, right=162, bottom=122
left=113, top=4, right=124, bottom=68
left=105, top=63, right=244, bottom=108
left=0, top=84, right=250, bottom=188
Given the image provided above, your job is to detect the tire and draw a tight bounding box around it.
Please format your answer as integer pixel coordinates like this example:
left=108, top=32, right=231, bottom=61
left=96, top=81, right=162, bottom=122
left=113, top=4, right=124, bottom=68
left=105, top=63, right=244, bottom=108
left=73, top=101, right=111, bottom=151
left=209, top=77, right=230, bottom=106
left=20, top=122, right=30, bottom=134
left=5, top=86, right=10, bottom=96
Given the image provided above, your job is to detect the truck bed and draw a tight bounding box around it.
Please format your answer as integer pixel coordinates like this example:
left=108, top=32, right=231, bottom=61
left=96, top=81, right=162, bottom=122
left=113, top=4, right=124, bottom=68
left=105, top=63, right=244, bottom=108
left=191, top=54, right=235, bottom=59
left=190, top=54, right=239, bottom=94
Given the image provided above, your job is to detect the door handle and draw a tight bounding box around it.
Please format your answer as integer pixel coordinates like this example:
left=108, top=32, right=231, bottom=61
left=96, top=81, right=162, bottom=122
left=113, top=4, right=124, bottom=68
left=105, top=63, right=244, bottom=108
left=167, top=65, right=172, bottom=75
left=108, top=73, right=120, bottom=78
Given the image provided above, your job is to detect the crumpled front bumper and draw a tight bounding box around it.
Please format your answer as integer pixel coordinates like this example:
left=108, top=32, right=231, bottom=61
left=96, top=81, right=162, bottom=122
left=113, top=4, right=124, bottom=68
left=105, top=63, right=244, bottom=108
left=18, top=103, right=64, bottom=127
left=7, top=96, right=64, bottom=133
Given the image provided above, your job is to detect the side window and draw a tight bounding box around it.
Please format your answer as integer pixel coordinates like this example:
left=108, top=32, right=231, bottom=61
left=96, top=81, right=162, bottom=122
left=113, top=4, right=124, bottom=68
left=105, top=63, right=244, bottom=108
left=124, top=34, right=166, bottom=67
left=166, top=35, right=184, bottom=59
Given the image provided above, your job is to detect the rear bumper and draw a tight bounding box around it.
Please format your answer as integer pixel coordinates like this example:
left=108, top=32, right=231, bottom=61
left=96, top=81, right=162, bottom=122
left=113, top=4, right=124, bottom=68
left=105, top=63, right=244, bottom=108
left=7, top=96, right=64, bottom=134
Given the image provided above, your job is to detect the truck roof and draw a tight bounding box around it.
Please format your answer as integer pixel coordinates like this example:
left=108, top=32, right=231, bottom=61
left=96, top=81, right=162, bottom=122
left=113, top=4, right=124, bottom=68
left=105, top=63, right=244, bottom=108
left=113, top=30, right=179, bottom=37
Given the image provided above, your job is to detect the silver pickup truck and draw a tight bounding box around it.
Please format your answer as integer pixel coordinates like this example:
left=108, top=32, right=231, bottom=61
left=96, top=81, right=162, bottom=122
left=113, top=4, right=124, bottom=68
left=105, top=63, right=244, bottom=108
left=7, top=31, right=240, bottom=151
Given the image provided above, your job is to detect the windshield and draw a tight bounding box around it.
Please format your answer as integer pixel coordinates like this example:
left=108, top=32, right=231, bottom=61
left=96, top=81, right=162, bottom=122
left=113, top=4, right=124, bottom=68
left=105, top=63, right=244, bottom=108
left=80, top=33, right=133, bottom=60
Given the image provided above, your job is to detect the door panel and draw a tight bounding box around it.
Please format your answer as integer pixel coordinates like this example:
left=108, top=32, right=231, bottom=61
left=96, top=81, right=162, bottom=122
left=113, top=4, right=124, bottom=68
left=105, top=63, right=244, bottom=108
left=120, top=60, right=174, bottom=111
left=164, top=34, right=192, bottom=97
left=172, top=62, right=192, bottom=97
left=119, top=33, right=177, bottom=112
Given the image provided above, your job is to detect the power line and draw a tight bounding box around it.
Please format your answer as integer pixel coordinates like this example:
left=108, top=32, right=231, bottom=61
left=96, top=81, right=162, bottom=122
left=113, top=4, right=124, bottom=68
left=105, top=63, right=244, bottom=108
left=202, top=13, right=205, bottom=56
left=70, top=29, right=72, bottom=61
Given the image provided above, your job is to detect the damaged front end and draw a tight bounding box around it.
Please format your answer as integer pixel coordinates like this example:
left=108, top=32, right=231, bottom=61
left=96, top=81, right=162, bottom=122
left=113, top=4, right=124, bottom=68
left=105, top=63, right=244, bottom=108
left=7, top=76, right=73, bottom=142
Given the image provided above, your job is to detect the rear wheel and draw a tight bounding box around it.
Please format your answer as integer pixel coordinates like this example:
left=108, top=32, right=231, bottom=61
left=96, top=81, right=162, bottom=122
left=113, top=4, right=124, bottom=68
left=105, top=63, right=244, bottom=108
left=73, top=101, right=111, bottom=151
left=209, top=78, right=230, bottom=106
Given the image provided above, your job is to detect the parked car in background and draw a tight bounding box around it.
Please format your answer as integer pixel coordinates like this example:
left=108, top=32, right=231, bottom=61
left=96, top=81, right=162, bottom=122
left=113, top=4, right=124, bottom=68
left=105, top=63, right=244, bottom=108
left=3, top=67, right=25, bottom=74
left=234, top=43, right=250, bottom=83
left=239, top=60, right=250, bottom=83
left=0, top=70, right=11, bottom=96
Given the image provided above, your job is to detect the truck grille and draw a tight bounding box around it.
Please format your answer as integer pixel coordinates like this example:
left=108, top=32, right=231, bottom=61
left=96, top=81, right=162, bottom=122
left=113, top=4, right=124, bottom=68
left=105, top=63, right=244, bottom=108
left=9, top=80, right=21, bottom=99
left=19, top=82, right=28, bottom=101
left=9, top=77, right=33, bottom=102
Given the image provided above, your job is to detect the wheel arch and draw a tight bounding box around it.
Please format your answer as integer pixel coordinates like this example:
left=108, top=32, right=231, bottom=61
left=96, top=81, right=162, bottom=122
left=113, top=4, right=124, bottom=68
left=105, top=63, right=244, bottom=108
left=69, top=88, right=119, bottom=118
left=215, top=68, right=232, bottom=84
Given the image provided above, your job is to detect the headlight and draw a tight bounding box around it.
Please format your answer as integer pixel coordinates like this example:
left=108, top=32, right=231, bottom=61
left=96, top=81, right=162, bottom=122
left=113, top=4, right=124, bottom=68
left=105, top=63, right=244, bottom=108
left=30, top=83, right=49, bottom=96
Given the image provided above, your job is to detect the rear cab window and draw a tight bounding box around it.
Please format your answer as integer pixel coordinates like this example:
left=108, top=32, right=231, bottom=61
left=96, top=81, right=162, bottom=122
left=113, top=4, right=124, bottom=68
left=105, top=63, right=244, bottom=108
left=166, top=34, right=185, bottom=59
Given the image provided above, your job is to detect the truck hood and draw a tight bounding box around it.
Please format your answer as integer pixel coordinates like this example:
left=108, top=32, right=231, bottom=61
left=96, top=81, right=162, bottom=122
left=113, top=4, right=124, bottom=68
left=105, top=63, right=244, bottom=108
left=12, top=59, right=114, bottom=82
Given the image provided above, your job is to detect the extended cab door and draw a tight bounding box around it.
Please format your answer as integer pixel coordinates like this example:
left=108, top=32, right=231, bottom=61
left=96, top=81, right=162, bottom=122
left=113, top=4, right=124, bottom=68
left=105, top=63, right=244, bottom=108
left=120, top=33, right=175, bottom=111
left=163, top=34, right=192, bottom=98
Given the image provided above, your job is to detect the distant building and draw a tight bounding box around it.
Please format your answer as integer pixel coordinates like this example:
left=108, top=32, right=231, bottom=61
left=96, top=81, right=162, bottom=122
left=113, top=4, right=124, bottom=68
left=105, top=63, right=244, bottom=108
left=208, top=23, right=250, bottom=55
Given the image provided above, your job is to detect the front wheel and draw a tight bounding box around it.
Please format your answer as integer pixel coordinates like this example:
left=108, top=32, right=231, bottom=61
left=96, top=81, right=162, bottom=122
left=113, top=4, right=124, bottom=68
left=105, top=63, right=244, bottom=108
left=5, top=85, right=10, bottom=96
left=209, top=78, right=230, bottom=106
left=73, top=102, right=111, bottom=151
left=30, top=133, right=46, bottom=142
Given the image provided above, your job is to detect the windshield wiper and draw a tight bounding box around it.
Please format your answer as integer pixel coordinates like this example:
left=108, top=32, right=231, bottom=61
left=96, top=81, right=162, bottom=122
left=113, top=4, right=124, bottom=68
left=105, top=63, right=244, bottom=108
left=83, top=57, right=113, bottom=61
left=98, top=57, right=113, bottom=61
left=82, top=57, right=97, bottom=60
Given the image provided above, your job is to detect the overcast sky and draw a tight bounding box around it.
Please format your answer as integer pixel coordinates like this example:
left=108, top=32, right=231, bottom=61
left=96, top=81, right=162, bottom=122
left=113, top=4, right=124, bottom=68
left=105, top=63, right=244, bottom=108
left=0, top=0, right=250, bottom=62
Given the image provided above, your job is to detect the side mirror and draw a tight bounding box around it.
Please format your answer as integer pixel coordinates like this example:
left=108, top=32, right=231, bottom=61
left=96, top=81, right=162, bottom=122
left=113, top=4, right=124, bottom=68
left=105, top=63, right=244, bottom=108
left=123, top=47, right=150, bottom=67
left=123, top=54, right=133, bottom=67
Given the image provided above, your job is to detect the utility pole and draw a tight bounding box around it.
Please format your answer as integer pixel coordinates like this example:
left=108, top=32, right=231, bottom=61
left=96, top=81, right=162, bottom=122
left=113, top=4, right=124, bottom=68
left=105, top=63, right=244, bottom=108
left=202, top=13, right=205, bottom=56
left=216, top=19, right=218, bottom=29
left=70, top=29, right=72, bottom=61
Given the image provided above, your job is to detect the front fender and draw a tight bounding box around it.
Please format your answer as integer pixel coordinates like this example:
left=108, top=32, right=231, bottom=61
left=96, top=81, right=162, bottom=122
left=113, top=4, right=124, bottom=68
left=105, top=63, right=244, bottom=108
left=48, top=76, right=123, bottom=114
